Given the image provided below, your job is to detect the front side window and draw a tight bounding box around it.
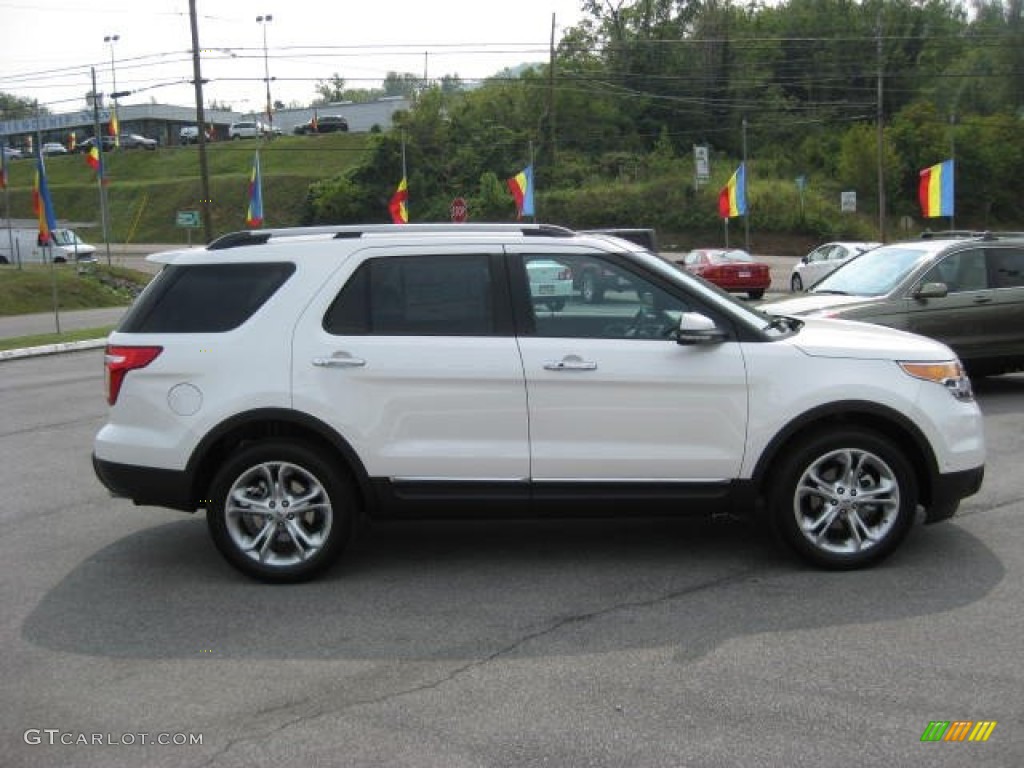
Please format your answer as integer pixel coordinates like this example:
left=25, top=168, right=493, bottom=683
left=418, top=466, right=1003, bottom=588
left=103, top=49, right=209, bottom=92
left=324, top=253, right=496, bottom=336
left=921, top=250, right=988, bottom=293
left=521, top=253, right=690, bottom=339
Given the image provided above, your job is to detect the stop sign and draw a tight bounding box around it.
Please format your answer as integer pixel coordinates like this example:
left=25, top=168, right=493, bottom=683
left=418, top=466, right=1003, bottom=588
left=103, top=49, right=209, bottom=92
left=450, top=197, right=468, bottom=223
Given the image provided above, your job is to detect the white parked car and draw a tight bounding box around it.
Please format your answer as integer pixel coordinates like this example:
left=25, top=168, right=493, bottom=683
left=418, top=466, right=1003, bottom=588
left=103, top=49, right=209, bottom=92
left=790, top=241, right=881, bottom=292
left=527, top=258, right=574, bottom=311
left=93, top=223, right=985, bottom=581
left=42, top=142, right=68, bottom=156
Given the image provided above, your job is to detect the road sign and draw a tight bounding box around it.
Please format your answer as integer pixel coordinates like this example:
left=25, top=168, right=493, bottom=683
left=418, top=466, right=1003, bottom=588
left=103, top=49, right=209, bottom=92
left=840, top=191, right=857, bottom=213
left=176, top=210, right=201, bottom=229
left=450, top=197, right=468, bottom=223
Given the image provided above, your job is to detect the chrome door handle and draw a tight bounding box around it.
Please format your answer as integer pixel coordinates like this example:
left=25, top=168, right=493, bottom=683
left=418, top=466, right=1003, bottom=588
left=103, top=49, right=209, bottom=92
left=312, top=355, right=366, bottom=368
left=544, top=356, right=597, bottom=371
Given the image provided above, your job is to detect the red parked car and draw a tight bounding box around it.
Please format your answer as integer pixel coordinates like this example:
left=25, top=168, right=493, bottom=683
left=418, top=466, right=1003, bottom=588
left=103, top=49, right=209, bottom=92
left=679, top=248, right=772, bottom=299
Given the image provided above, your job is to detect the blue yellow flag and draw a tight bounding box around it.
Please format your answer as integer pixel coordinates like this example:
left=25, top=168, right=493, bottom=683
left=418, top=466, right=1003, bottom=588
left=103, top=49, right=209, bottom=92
left=33, top=155, right=58, bottom=246
left=919, top=160, right=954, bottom=218
left=507, top=165, right=534, bottom=219
left=718, top=164, right=747, bottom=218
left=246, top=151, right=264, bottom=228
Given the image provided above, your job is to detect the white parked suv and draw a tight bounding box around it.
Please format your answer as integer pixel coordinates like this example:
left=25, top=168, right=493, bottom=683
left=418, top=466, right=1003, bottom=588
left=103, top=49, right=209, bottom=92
left=228, top=121, right=265, bottom=139
left=93, top=224, right=985, bottom=581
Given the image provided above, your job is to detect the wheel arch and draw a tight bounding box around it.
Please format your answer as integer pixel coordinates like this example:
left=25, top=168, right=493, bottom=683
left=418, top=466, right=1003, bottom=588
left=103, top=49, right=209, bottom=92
left=184, top=408, right=374, bottom=514
left=751, top=401, right=940, bottom=513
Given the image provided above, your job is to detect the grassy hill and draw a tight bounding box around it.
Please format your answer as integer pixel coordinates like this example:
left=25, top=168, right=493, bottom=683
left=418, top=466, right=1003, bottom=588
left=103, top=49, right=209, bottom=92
left=2, top=133, right=370, bottom=243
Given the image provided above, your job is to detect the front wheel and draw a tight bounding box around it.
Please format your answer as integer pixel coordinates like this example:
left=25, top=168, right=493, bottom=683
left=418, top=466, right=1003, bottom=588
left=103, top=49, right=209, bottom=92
left=207, top=440, right=355, bottom=582
left=748, top=289, right=765, bottom=300
left=771, top=428, right=917, bottom=570
left=790, top=274, right=803, bottom=292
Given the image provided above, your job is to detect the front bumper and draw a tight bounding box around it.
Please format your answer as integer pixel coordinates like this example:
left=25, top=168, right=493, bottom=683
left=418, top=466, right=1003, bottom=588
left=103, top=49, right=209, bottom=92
left=925, top=465, right=985, bottom=523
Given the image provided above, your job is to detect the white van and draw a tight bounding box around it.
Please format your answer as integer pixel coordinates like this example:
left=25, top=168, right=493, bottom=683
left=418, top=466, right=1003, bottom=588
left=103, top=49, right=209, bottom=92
left=0, top=227, right=97, bottom=265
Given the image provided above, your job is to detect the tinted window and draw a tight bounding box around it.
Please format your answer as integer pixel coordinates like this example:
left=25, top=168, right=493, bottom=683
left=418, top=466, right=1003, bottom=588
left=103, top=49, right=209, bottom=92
left=119, top=263, right=294, bottom=333
left=990, top=248, right=1024, bottom=289
left=324, top=254, right=496, bottom=336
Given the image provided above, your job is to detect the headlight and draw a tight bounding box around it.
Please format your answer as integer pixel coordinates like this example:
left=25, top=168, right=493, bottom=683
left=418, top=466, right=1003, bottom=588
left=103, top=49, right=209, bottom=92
left=898, top=360, right=974, bottom=401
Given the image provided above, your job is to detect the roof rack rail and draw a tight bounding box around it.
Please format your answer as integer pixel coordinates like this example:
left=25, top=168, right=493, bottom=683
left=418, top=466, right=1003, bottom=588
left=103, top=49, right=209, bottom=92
left=919, top=229, right=1024, bottom=241
left=206, top=223, right=576, bottom=250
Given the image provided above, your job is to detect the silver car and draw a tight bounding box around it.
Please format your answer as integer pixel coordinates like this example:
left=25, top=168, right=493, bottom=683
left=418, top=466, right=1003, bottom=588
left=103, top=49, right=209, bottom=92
left=790, top=241, right=880, bottom=291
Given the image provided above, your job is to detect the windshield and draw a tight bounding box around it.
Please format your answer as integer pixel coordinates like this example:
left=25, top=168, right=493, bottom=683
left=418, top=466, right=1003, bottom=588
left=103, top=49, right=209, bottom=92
left=810, top=246, right=930, bottom=296
left=50, top=230, right=81, bottom=246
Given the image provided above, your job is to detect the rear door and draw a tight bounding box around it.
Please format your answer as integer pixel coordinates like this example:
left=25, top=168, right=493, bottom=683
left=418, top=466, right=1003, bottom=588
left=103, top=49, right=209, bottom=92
left=292, top=245, right=530, bottom=485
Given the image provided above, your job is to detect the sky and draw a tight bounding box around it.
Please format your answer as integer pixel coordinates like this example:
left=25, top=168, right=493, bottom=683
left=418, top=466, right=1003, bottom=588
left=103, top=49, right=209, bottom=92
left=0, top=0, right=587, bottom=116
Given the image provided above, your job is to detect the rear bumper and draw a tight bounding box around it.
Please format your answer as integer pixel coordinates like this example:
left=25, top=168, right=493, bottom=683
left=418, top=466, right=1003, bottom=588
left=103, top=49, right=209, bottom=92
left=92, top=454, right=196, bottom=512
left=924, top=465, right=985, bottom=523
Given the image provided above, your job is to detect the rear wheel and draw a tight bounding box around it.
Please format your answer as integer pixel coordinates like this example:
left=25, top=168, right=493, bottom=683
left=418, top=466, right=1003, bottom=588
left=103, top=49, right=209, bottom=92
left=748, top=289, right=765, bottom=300
left=771, top=427, right=917, bottom=569
left=581, top=271, right=604, bottom=304
left=207, top=440, right=355, bottom=582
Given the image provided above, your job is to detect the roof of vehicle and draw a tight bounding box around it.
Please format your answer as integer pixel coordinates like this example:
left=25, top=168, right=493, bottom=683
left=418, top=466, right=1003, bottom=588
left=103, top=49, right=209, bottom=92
left=146, top=223, right=654, bottom=265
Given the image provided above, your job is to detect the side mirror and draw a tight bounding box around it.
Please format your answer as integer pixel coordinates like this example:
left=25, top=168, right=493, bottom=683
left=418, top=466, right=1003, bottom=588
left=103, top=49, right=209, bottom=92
left=674, top=312, right=728, bottom=345
left=801, top=255, right=809, bottom=264
left=914, top=282, right=949, bottom=300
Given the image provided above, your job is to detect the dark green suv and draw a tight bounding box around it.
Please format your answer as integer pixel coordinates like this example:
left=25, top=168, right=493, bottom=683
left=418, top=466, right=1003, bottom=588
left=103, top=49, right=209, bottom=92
left=760, top=232, right=1024, bottom=376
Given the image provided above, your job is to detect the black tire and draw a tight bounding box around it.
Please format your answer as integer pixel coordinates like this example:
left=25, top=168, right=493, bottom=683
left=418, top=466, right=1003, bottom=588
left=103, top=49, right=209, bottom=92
left=770, top=427, right=917, bottom=570
left=581, top=271, right=604, bottom=304
left=790, top=274, right=803, bottom=292
left=748, top=289, right=765, bottom=300
left=206, top=440, right=355, bottom=582
left=545, top=298, right=566, bottom=311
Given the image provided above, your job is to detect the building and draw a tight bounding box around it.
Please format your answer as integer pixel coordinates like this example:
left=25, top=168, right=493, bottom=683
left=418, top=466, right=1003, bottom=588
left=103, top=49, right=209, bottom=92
left=0, top=98, right=411, bottom=153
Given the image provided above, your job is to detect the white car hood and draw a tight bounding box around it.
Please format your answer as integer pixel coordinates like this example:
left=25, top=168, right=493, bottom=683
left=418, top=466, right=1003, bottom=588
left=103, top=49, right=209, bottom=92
left=784, top=316, right=954, bottom=361
left=760, top=293, right=874, bottom=316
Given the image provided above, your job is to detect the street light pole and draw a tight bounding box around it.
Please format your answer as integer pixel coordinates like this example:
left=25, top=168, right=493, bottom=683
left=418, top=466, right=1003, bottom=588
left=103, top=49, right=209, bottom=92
left=103, top=34, right=120, bottom=148
left=256, top=15, right=273, bottom=131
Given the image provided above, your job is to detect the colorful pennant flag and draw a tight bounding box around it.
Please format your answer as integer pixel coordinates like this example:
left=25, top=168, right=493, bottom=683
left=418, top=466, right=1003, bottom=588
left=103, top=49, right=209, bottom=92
left=311, top=109, right=319, bottom=133
left=108, top=107, right=120, bottom=147
left=246, top=151, right=264, bottom=228
left=389, top=177, right=408, bottom=224
left=718, top=164, right=747, bottom=218
left=919, top=159, right=954, bottom=218
left=507, top=165, right=534, bottom=219
left=85, top=146, right=106, bottom=184
left=1, top=146, right=8, bottom=190
left=33, top=155, right=58, bottom=246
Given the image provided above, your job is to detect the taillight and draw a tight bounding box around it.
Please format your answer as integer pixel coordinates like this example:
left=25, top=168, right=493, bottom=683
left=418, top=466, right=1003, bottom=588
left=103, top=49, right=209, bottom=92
left=104, top=345, right=162, bottom=405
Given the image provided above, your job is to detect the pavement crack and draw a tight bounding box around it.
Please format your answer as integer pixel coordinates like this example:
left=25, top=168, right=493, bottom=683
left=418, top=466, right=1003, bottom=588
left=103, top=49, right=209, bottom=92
left=195, top=566, right=761, bottom=766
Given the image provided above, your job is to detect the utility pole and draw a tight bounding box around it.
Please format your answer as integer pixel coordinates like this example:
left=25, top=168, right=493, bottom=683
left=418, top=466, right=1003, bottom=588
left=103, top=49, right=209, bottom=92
left=742, top=117, right=750, bottom=252
left=91, top=67, right=113, bottom=266
left=876, top=14, right=887, bottom=242
left=548, top=13, right=557, bottom=167
left=189, top=0, right=213, bottom=243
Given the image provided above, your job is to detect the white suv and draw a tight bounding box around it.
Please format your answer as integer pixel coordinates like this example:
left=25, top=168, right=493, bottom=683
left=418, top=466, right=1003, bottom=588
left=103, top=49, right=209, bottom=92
left=93, top=224, right=985, bottom=581
left=228, top=121, right=264, bottom=139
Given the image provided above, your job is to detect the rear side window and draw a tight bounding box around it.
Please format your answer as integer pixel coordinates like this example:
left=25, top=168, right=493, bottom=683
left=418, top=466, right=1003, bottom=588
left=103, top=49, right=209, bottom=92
left=119, top=263, right=295, bottom=333
left=323, top=254, right=496, bottom=336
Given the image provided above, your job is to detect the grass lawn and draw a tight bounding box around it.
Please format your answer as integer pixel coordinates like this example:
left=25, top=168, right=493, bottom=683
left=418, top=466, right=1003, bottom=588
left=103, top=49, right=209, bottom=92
left=0, top=326, right=113, bottom=352
left=0, top=264, right=151, bottom=316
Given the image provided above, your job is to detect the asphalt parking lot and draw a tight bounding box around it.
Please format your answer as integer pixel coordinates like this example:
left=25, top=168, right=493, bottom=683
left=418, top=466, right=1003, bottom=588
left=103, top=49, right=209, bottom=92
left=2, top=349, right=1022, bottom=767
